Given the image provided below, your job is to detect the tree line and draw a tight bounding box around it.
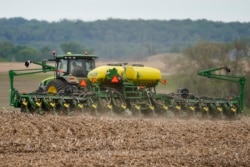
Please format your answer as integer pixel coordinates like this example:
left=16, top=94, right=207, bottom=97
left=0, top=17, right=250, bottom=60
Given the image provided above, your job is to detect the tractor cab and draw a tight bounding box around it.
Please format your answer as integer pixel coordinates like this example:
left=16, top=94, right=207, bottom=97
left=55, top=52, right=96, bottom=78
left=38, top=52, right=98, bottom=93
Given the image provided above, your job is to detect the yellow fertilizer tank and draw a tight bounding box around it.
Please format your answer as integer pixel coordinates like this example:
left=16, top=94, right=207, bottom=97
left=125, top=65, right=161, bottom=86
left=88, top=65, right=124, bottom=82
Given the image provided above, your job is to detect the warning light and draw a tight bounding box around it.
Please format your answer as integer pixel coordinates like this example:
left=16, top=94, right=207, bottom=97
left=52, top=50, right=56, bottom=56
left=111, top=76, right=119, bottom=83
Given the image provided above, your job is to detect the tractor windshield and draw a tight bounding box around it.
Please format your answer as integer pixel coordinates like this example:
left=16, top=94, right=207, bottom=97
left=70, top=59, right=95, bottom=77
left=56, top=58, right=95, bottom=77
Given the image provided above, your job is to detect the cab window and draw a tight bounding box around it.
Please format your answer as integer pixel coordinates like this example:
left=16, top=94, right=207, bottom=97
left=57, top=59, right=67, bottom=77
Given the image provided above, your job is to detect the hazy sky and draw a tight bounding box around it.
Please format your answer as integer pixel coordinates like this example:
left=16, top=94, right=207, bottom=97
left=0, top=0, right=249, bottom=22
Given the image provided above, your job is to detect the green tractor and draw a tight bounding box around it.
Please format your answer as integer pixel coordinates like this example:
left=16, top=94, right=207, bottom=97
left=9, top=51, right=98, bottom=114
left=36, top=51, right=97, bottom=94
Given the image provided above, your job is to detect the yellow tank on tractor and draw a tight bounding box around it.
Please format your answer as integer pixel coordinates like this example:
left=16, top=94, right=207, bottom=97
left=9, top=52, right=246, bottom=119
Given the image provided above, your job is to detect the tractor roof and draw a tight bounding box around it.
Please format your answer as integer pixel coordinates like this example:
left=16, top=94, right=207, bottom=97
left=55, top=52, right=98, bottom=60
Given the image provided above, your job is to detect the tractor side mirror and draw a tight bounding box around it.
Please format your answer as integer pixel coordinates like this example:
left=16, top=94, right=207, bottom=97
left=25, top=60, right=31, bottom=68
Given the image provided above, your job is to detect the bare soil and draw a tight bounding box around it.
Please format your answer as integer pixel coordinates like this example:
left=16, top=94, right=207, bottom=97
left=0, top=111, right=249, bottom=167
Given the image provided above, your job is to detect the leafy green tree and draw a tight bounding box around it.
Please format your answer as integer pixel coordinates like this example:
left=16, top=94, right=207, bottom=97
left=176, top=41, right=238, bottom=97
left=17, top=47, right=39, bottom=61
left=230, top=39, right=250, bottom=73
left=40, top=46, right=53, bottom=59
left=183, top=41, right=231, bottom=68
left=0, top=42, right=16, bottom=60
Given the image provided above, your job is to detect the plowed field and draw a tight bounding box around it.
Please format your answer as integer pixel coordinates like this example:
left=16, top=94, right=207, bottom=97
left=0, top=61, right=249, bottom=166
left=0, top=111, right=249, bottom=167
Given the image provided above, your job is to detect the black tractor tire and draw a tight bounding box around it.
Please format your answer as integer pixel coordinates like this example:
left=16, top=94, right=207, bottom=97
left=45, top=79, right=67, bottom=94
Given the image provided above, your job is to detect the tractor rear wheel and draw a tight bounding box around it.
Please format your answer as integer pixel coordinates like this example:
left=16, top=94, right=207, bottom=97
left=46, top=79, right=67, bottom=94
